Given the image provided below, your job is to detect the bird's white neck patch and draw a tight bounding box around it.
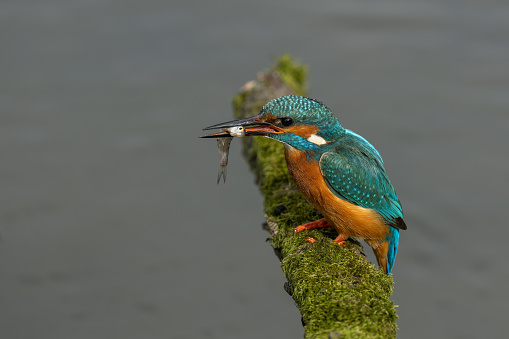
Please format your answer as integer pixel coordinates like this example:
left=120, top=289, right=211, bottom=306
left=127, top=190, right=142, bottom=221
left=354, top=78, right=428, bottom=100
left=307, top=134, right=327, bottom=145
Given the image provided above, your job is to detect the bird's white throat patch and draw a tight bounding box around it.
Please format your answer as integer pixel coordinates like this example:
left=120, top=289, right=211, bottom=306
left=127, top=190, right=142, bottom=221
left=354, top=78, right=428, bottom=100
left=307, top=134, right=327, bottom=145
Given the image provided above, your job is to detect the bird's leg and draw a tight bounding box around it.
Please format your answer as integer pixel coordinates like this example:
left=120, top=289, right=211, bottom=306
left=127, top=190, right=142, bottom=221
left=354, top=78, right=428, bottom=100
left=295, top=219, right=347, bottom=246
left=294, top=218, right=330, bottom=234
left=295, top=218, right=333, bottom=244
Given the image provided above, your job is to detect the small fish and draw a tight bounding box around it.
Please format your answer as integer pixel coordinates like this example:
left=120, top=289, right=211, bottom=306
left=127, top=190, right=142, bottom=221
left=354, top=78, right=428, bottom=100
left=217, top=137, right=232, bottom=184
left=227, top=126, right=246, bottom=138
left=216, top=126, right=245, bottom=184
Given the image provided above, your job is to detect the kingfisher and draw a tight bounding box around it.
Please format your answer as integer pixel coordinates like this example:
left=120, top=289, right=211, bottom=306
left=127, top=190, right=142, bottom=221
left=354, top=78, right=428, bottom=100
left=202, top=96, right=407, bottom=274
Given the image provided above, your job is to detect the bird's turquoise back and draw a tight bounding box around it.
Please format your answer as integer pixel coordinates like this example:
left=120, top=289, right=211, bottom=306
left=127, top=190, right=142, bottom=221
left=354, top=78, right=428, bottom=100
left=319, top=130, right=405, bottom=273
left=321, top=130, right=403, bottom=223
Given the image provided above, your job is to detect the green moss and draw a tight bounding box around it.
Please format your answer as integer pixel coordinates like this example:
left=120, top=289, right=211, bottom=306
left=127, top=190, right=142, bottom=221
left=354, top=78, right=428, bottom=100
left=282, top=237, right=397, bottom=338
left=272, top=53, right=308, bottom=96
left=245, top=128, right=397, bottom=338
left=231, top=54, right=398, bottom=339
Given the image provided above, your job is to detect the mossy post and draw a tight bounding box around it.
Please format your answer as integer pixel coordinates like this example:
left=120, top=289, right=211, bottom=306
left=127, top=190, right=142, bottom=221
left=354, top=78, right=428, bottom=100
left=232, top=55, right=398, bottom=338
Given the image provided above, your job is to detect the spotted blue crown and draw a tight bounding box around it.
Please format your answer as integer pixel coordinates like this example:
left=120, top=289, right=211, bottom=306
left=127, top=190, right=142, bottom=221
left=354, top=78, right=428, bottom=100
left=259, top=96, right=344, bottom=142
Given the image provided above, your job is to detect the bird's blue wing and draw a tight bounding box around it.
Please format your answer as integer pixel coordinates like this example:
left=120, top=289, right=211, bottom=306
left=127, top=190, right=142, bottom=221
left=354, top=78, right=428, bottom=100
left=319, top=150, right=404, bottom=228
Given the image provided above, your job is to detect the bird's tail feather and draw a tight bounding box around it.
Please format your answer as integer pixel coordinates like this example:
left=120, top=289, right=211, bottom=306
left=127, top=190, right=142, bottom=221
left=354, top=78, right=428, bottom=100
left=386, top=227, right=399, bottom=274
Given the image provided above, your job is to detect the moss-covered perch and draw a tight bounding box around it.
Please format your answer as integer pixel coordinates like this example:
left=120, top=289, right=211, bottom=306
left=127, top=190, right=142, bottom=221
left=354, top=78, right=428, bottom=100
left=232, top=55, right=398, bottom=338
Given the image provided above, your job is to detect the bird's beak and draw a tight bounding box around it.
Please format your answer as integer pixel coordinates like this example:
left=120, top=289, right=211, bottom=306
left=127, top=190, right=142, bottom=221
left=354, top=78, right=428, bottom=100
left=200, top=115, right=283, bottom=138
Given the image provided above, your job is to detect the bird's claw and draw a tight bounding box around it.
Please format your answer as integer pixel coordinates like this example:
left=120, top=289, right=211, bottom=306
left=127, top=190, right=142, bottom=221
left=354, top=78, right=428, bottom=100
left=333, top=235, right=347, bottom=246
left=294, top=225, right=307, bottom=235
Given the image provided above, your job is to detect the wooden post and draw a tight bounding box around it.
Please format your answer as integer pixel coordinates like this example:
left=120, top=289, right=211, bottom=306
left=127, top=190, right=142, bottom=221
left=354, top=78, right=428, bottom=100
left=232, top=54, right=398, bottom=339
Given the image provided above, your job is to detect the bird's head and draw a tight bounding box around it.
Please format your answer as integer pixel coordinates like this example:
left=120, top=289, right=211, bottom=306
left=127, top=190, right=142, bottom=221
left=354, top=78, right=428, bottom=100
left=201, top=96, right=344, bottom=150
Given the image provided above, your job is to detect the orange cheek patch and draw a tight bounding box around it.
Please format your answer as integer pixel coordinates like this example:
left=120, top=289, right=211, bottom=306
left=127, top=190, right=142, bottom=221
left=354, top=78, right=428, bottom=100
left=285, top=125, right=319, bottom=139
left=262, top=113, right=278, bottom=124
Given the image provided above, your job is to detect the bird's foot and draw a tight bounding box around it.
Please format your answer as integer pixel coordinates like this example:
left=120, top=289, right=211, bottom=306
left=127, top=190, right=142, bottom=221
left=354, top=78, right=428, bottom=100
left=304, top=235, right=346, bottom=245
left=294, top=218, right=330, bottom=235
left=333, top=235, right=347, bottom=246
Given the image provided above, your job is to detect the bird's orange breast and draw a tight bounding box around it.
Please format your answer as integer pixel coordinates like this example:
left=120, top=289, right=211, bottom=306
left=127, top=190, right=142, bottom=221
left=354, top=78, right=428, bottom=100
left=284, top=146, right=389, bottom=244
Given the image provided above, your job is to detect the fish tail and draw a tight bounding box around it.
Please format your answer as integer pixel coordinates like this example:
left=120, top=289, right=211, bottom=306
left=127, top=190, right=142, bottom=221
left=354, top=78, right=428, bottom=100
left=217, top=165, right=227, bottom=185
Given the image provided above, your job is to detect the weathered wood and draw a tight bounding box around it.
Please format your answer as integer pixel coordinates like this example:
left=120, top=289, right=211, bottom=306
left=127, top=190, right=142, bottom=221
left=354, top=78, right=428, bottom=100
left=232, top=54, right=398, bottom=339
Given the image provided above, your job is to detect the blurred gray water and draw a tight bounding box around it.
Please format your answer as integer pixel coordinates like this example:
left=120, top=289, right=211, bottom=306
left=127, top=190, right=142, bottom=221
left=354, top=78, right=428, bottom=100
left=1, top=0, right=508, bottom=338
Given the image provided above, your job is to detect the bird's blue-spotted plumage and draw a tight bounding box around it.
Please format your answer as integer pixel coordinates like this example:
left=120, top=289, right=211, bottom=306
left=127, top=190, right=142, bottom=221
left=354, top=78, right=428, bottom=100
left=259, top=96, right=406, bottom=273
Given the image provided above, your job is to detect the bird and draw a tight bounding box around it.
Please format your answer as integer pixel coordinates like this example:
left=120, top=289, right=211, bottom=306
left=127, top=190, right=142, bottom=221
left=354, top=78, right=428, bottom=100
left=202, top=96, right=407, bottom=274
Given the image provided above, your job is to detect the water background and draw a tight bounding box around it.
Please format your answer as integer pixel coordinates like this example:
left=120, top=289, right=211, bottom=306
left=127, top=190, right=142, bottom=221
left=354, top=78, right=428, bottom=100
left=1, top=0, right=508, bottom=338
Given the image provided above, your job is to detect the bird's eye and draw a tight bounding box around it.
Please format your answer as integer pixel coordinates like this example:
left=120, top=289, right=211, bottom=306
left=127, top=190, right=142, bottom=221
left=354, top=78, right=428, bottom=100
left=281, top=117, right=293, bottom=126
